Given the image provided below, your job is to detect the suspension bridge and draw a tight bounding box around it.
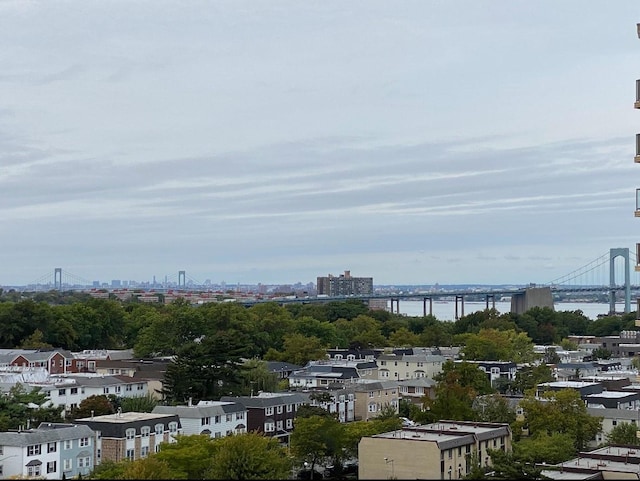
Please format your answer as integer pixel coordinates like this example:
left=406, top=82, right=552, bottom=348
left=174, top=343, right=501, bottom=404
left=12, top=247, right=640, bottom=317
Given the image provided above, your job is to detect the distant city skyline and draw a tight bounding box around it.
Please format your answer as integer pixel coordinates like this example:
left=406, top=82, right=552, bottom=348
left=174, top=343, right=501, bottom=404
left=1, top=1, right=639, bottom=286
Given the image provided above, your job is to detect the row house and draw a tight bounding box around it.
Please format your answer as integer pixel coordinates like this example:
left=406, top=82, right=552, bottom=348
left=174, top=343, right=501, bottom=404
left=376, top=353, right=445, bottom=381
left=584, top=390, right=640, bottom=410
left=288, top=360, right=377, bottom=389
left=300, top=387, right=356, bottom=423
left=266, top=361, right=302, bottom=380
left=29, top=375, right=149, bottom=412
left=343, top=379, right=400, bottom=421
left=326, top=348, right=382, bottom=362
left=0, top=422, right=96, bottom=479
left=0, top=349, right=74, bottom=375
left=456, top=360, right=517, bottom=388
left=74, top=411, right=181, bottom=464
left=220, top=392, right=307, bottom=445
left=152, top=400, right=247, bottom=438
left=397, top=377, right=436, bottom=406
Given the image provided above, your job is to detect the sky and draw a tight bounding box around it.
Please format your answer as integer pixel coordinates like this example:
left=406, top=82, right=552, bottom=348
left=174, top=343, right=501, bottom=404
left=1, top=0, right=640, bottom=287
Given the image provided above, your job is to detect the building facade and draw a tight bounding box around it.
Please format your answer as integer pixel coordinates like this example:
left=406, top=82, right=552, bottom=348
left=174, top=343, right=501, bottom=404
left=74, top=411, right=181, bottom=464
left=316, top=270, right=373, bottom=296
left=358, top=421, right=512, bottom=480
left=152, top=400, right=247, bottom=438
left=0, top=423, right=96, bottom=479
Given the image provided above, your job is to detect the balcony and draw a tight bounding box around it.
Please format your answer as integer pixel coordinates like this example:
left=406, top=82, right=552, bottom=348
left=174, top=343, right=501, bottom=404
left=636, top=80, right=640, bottom=109
left=635, top=190, right=640, bottom=217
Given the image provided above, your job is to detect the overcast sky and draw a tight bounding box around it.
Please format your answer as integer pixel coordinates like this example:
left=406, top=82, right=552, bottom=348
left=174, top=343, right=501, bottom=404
left=1, top=0, right=639, bottom=287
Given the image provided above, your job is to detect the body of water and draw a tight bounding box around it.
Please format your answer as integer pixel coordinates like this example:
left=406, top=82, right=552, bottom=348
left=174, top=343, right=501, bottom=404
left=388, top=300, right=628, bottom=321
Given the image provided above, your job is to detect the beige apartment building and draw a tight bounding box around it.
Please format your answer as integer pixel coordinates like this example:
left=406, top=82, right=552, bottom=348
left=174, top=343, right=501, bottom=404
left=376, top=353, right=445, bottom=381
left=358, top=421, right=512, bottom=480
left=345, top=380, right=400, bottom=421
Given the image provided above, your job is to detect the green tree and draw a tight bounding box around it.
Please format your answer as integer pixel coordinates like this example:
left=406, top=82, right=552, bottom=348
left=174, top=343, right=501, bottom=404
left=120, top=456, right=178, bottom=480
left=472, top=394, right=516, bottom=424
left=606, top=422, right=640, bottom=446
left=290, top=415, right=345, bottom=473
left=207, top=433, right=292, bottom=480
left=388, top=327, right=420, bottom=347
left=486, top=448, right=543, bottom=480
left=163, top=330, right=253, bottom=403
left=119, top=394, right=158, bottom=413
left=515, top=432, right=576, bottom=464
left=155, top=434, right=217, bottom=479
left=519, top=389, right=602, bottom=451
left=239, top=358, right=279, bottom=395
left=69, top=395, right=114, bottom=420
left=265, top=333, right=327, bottom=366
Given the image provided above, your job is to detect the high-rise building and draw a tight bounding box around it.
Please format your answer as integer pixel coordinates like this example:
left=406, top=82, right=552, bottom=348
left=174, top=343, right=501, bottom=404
left=636, top=22, right=640, bottom=328
left=316, top=270, right=373, bottom=296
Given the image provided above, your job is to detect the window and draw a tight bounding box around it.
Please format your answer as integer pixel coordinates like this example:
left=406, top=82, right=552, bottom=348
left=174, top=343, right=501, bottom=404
left=126, top=384, right=132, bottom=391
left=236, top=412, right=244, bottom=420
left=137, top=383, right=144, bottom=390
left=79, top=437, right=90, bottom=447
left=155, top=424, right=164, bottom=435
left=126, top=429, right=135, bottom=440
left=369, top=391, right=374, bottom=398
left=0, top=446, right=3, bottom=455
left=141, top=427, right=150, bottom=438
left=613, top=420, right=618, bottom=426
left=47, top=461, right=56, bottom=474
left=368, top=403, right=377, bottom=413
left=265, top=407, right=274, bottom=416
left=58, top=388, right=66, bottom=396
left=103, top=387, right=109, bottom=394
left=214, top=432, right=221, bottom=438
left=277, top=420, right=283, bottom=430
left=64, top=440, right=72, bottom=450
left=27, top=444, right=41, bottom=456
left=141, top=446, right=149, bottom=458
left=27, top=466, right=41, bottom=477
left=214, top=415, right=220, bottom=424
left=276, top=405, right=283, bottom=414
left=70, top=387, right=78, bottom=395
left=63, top=459, right=72, bottom=471
left=115, top=385, right=121, bottom=393
left=169, top=422, right=178, bottom=433
left=126, top=448, right=135, bottom=460
left=286, top=418, right=293, bottom=429
left=226, top=414, right=232, bottom=422
left=48, top=442, right=57, bottom=453
left=201, top=417, right=210, bottom=425
left=264, top=422, right=275, bottom=432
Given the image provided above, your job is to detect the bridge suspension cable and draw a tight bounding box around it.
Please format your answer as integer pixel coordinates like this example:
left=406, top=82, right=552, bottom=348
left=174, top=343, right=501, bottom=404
left=545, top=251, right=611, bottom=286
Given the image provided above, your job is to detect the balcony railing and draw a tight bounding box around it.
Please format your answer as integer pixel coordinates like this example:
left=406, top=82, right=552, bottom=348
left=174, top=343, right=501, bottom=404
left=636, top=80, right=640, bottom=108
left=635, top=190, right=640, bottom=216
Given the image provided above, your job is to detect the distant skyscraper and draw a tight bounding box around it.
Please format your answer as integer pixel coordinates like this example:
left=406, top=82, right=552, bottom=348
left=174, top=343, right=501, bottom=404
left=316, top=270, right=373, bottom=296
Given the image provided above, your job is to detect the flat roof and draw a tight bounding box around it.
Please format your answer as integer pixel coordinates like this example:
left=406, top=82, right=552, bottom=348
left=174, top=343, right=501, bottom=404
left=75, top=412, right=176, bottom=423
left=585, top=391, right=636, bottom=399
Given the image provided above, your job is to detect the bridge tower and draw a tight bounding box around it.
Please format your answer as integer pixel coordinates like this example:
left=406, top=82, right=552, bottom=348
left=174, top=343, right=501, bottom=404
left=609, top=248, right=631, bottom=314
left=178, top=270, right=186, bottom=288
left=54, top=268, right=62, bottom=291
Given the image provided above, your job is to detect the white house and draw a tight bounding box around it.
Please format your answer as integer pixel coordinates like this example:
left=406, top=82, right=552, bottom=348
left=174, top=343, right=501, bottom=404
left=152, top=400, right=247, bottom=438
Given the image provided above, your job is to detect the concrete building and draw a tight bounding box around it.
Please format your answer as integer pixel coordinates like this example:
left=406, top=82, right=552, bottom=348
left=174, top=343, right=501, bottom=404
left=152, top=400, right=247, bottom=438
left=542, top=445, right=640, bottom=479
left=74, top=411, right=181, bottom=464
left=316, top=270, right=373, bottom=297
left=358, top=421, right=512, bottom=480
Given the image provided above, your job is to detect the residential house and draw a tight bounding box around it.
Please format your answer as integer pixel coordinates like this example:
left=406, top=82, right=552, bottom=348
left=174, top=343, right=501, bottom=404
left=397, top=377, right=436, bottom=405
left=288, top=360, right=377, bottom=389
left=74, top=411, right=181, bottom=464
left=376, top=353, right=444, bottom=381
left=536, top=381, right=603, bottom=399
left=0, top=422, right=96, bottom=479
left=584, top=391, right=640, bottom=410
left=152, top=400, right=247, bottom=438
left=266, top=361, right=302, bottom=381
left=0, top=348, right=75, bottom=375
left=220, top=392, right=307, bottom=444
left=326, top=348, right=382, bottom=362
left=344, top=379, right=400, bottom=421
left=299, top=387, right=356, bottom=423
left=30, top=375, right=149, bottom=412
left=358, top=421, right=512, bottom=480
left=456, top=360, right=517, bottom=388
left=588, top=407, right=640, bottom=446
